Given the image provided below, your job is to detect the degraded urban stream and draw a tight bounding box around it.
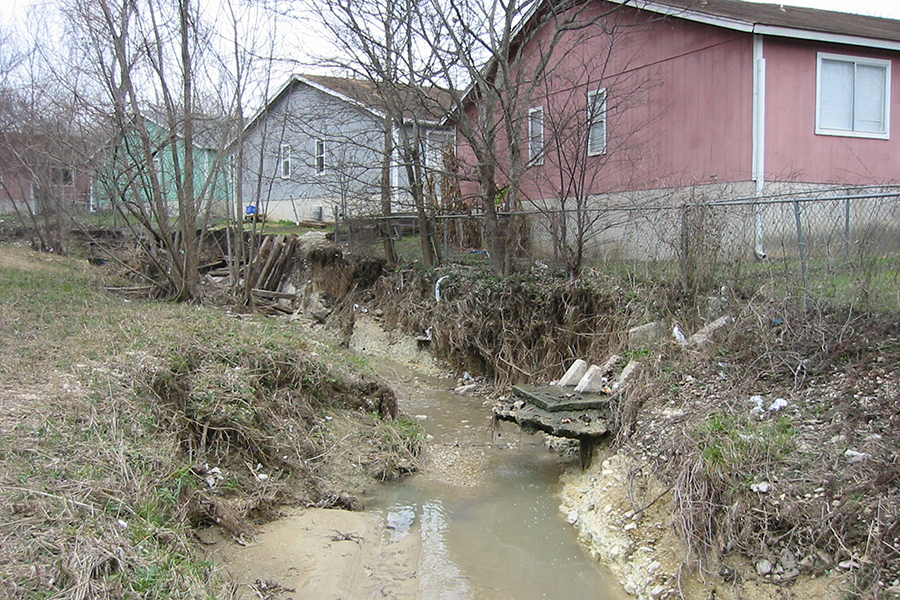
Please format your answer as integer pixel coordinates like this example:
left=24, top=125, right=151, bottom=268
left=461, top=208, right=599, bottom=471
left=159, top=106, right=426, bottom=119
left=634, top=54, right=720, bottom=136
left=371, top=360, right=625, bottom=600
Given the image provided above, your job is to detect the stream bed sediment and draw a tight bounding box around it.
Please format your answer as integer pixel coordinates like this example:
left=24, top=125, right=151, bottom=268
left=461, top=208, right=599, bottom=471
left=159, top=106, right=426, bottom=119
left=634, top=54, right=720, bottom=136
left=213, top=344, right=625, bottom=599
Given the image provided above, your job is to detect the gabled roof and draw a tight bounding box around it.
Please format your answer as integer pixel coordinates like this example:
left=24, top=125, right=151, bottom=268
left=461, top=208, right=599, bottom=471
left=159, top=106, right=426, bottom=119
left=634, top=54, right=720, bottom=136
left=612, top=0, right=900, bottom=50
left=243, top=74, right=454, bottom=136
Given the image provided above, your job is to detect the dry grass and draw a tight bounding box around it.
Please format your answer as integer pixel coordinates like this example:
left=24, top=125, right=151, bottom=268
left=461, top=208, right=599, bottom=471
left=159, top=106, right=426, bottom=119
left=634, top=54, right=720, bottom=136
left=0, top=245, right=420, bottom=599
left=620, top=300, right=900, bottom=597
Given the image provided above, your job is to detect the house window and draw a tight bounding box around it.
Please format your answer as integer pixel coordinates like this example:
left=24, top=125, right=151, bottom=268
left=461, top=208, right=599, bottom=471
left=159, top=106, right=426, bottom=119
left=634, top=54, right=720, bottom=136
left=315, top=139, right=325, bottom=174
left=587, top=89, right=607, bottom=156
left=528, top=106, right=544, bottom=165
left=279, top=144, right=291, bottom=179
left=817, top=53, right=890, bottom=139
left=51, top=167, right=74, bottom=186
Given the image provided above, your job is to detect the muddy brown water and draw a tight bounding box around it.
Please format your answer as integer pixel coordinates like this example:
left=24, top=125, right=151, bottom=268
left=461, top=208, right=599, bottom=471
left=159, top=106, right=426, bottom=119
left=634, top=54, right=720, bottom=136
left=215, top=358, right=626, bottom=598
left=372, top=361, right=626, bottom=600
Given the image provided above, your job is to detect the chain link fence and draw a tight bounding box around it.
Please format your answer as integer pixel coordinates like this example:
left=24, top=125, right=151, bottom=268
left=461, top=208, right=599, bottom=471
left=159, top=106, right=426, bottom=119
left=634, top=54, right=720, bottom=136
left=334, top=187, right=900, bottom=311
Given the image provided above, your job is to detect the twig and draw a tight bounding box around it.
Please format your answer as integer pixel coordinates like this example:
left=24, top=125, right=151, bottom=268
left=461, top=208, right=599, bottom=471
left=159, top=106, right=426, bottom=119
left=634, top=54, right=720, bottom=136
left=4, top=487, right=98, bottom=513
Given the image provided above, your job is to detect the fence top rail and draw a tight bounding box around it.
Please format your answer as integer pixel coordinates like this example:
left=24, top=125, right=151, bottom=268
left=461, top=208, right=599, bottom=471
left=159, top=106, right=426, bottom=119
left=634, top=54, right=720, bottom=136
left=340, top=190, right=900, bottom=222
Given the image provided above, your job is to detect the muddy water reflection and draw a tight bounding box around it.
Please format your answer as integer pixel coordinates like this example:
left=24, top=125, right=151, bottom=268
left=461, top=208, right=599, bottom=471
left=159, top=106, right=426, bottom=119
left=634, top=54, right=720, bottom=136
left=373, top=362, right=624, bottom=600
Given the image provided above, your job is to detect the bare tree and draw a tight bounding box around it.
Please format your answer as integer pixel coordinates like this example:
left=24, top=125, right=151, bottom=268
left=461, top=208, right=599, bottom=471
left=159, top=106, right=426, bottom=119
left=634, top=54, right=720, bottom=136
left=312, top=0, right=451, bottom=267
left=522, top=9, right=662, bottom=277
left=64, top=0, right=231, bottom=301
left=403, top=0, right=627, bottom=275
left=0, top=22, right=91, bottom=254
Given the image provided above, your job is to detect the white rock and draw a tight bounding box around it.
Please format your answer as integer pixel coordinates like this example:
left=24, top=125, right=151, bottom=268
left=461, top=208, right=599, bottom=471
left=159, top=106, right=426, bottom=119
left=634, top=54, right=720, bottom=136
left=650, top=585, right=668, bottom=598
left=844, top=449, right=871, bottom=463
left=768, top=397, right=789, bottom=411
left=750, top=481, right=771, bottom=493
left=756, top=559, right=773, bottom=576
left=838, top=559, right=860, bottom=570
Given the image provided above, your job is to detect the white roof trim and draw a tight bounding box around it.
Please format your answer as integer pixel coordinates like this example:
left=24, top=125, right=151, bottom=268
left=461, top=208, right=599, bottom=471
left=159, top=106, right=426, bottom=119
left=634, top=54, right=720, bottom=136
left=242, top=73, right=385, bottom=136
left=607, top=0, right=900, bottom=51
left=752, top=25, right=900, bottom=52
left=607, top=0, right=754, bottom=32
left=245, top=73, right=448, bottom=134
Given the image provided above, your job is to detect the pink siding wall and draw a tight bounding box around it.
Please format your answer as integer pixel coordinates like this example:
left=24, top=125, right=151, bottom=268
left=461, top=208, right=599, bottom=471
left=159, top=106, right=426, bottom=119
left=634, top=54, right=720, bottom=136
left=458, top=0, right=900, bottom=207
left=613, top=17, right=753, bottom=190
left=460, top=1, right=757, bottom=204
left=764, top=38, right=900, bottom=184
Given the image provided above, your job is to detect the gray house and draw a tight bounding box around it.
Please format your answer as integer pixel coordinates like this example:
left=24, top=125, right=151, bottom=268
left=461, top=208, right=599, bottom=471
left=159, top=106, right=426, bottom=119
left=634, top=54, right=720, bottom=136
left=240, top=74, right=453, bottom=224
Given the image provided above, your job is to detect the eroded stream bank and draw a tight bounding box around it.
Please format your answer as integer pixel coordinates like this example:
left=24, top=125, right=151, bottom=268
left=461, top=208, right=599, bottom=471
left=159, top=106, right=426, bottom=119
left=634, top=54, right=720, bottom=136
left=214, top=356, right=626, bottom=599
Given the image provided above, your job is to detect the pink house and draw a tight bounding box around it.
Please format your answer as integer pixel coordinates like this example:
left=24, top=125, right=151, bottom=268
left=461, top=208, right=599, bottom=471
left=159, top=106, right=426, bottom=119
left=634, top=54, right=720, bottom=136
left=458, top=0, right=900, bottom=262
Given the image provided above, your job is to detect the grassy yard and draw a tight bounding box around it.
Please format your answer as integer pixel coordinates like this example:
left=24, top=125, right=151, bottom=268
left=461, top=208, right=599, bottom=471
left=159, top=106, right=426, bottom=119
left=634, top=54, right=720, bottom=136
left=0, top=246, right=416, bottom=599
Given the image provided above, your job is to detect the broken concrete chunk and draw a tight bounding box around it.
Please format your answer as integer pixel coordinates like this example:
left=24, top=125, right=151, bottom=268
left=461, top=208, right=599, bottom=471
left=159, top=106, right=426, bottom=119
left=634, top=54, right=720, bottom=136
left=615, top=360, right=641, bottom=388
left=688, top=315, right=730, bottom=346
left=627, top=321, right=662, bottom=349
left=557, top=359, right=589, bottom=386
left=574, top=364, right=606, bottom=394
left=599, top=354, right=622, bottom=374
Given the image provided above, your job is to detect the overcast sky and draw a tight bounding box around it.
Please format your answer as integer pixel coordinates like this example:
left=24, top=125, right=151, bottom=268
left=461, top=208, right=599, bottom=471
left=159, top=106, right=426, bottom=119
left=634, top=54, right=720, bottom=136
left=3, top=0, right=900, bottom=24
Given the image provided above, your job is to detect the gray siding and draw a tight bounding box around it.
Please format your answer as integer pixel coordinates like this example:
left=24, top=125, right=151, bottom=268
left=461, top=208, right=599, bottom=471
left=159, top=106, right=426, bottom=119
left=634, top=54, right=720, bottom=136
left=241, top=81, right=386, bottom=222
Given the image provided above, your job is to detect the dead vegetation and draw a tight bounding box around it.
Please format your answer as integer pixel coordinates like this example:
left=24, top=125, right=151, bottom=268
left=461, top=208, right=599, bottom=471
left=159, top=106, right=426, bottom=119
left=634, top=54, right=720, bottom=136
left=301, top=246, right=658, bottom=385
left=0, top=246, right=421, bottom=599
left=297, top=241, right=899, bottom=598
left=616, top=302, right=900, bottom=598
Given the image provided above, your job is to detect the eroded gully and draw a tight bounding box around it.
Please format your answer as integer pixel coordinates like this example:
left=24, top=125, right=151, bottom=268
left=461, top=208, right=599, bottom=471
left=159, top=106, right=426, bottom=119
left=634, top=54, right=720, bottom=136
left=370, top=359, right=626, bottom=600
left=215, top=356, right=626, bottom=599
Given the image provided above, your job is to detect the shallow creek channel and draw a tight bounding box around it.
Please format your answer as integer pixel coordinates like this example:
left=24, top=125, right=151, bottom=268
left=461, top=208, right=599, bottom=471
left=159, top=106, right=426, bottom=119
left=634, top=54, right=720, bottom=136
left=373, top=361, right=625, bottom=600
left=215, top=358, right=626, bottom=599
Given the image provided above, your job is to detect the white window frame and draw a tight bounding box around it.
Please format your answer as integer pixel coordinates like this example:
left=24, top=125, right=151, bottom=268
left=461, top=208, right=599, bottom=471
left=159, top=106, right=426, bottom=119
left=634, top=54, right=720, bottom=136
left=425, top=130, right=455, bottom=171
left=279, top=144, right=292, bottom=179
left=528, top=106, right=544, bottom=165
left=315, top=139, right=325, bottom=174
left=816, top=52, right=891, bottom=140
left=587, top=88, right=608, bottom=156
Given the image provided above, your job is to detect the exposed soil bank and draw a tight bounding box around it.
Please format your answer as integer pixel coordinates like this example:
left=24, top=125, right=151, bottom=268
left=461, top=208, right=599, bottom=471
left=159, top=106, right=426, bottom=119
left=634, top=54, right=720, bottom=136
left=561, top=451, right=844, bottom=600
left=294, top=245, right=900, bottom=600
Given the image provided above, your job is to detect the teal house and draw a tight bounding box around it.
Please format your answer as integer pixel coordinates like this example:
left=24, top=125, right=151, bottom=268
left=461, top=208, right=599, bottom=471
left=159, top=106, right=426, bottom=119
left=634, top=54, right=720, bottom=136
left=90, top=115, right=231, bottom=220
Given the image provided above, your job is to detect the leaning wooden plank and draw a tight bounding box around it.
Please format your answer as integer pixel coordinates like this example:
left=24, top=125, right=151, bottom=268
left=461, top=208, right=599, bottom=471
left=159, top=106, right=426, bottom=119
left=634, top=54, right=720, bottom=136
left=255, top=235, right=283, bottom=289
left=247, top=235, right=274, bottom=288
left=251, top=288, right=298, bottom=300
left=257, top=239, right=284, bottom=290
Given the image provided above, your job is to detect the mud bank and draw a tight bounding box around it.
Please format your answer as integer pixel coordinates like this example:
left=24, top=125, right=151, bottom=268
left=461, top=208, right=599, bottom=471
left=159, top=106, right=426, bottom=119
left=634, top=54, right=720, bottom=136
left=561, top=450, right=845, bottom=600
left=213, top=507, right=421, bottom=599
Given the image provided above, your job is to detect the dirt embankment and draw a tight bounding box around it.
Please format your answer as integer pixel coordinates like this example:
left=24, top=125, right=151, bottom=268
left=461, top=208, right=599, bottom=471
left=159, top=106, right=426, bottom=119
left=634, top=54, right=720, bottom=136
left=295, top=242, right=900, bottom=600
left=0, top=247, right=423, bottom=600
